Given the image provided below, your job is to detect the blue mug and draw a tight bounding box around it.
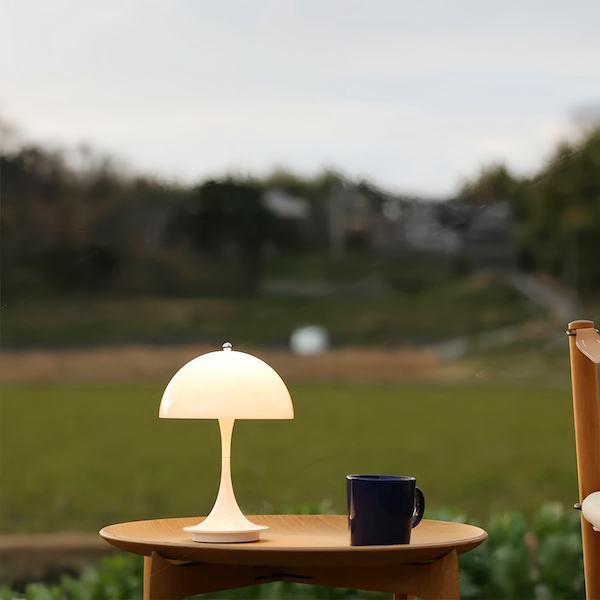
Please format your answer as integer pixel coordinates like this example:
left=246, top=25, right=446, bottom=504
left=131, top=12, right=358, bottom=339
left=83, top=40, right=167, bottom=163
left=347, top=474, right=425, bottom=546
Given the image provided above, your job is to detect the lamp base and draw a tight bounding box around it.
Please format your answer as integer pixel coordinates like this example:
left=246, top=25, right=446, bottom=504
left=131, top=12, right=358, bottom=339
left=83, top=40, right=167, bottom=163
left=183, top=523, right=268, bottom=543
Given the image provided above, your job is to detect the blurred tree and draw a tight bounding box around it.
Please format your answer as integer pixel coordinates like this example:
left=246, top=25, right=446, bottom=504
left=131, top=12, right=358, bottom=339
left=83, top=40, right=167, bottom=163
left=513, top=126, right=600, bottom=295
left=457, top=164, right=520, bottom=205
left=456, top=126, right=600, bottom=296
left=185, top=180, right=294, bottom=295
left=3, top=115, right=598, bottom=301
left=0, top=141, right=180, bottom=297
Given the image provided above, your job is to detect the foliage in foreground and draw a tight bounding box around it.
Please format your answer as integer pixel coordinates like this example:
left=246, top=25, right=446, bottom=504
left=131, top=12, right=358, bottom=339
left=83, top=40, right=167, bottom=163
left=0, top=503, right=585, bottom=600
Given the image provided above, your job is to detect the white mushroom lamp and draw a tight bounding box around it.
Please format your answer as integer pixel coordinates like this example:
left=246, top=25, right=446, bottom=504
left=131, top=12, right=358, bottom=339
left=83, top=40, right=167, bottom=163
left=159, top=342, right=294, bottom=543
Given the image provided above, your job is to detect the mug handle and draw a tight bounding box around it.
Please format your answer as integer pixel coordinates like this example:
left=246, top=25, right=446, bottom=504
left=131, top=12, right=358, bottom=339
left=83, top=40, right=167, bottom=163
left=412, top=486, right=425, bottom=528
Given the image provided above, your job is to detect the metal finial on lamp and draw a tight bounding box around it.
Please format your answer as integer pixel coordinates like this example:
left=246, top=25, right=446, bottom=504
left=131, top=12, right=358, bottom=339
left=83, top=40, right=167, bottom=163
left=159, top=342, right=294, bottom=543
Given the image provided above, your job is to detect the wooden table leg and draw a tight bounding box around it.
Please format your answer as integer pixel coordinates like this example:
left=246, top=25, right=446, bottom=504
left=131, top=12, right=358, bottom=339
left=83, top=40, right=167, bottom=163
left=392, top=550, right=459, bottom=599
left=280, top=549, right=461, bottom=600
left=143, top=552, right=279, bottom=600
left=427, top=548, right=460, bottom=599
left=143, top=549, right=461, bottom=599
left=390, top=550, right=461, bottom=599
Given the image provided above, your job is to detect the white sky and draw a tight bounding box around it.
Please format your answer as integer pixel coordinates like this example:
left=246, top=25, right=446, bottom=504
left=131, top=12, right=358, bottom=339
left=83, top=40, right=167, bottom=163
left=1, top=0, right=599, bottom=196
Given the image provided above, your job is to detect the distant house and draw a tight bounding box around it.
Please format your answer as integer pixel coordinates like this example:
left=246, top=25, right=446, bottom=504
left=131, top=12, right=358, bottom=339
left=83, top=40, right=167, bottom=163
left=402, top=202, right=462, bottom=254
left=395, top=199, right=516, bottom=269
left=261, top=183, right=517, bottom=270
left=324, top=183, right=419, bottom=256
left=461, top=201, right=516, bottom=268
left=153, top=182, right=516, bottom=271
left=326, top=183, right=373, bottom=256
left=262, top=189, right=310, bottom=219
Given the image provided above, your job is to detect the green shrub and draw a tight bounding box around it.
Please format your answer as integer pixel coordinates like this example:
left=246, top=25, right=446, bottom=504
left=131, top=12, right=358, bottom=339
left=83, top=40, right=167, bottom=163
left=456, top=503, right=584, bottom=600
left=0, top=554, right=143, bottom=600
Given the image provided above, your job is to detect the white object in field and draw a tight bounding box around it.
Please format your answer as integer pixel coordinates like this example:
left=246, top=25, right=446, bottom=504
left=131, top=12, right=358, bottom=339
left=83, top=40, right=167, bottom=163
left=159, top=343, right=294, bottom=543
left=290, top=325, right=329, bottom=356
left=582, top=491, right=600, bottom=532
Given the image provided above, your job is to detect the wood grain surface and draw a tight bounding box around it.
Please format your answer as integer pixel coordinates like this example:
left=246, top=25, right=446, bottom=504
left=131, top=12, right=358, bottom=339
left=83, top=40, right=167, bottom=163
left=100, top=515, right=487, bottom=567
left=568, top=319, right=600, bottom=600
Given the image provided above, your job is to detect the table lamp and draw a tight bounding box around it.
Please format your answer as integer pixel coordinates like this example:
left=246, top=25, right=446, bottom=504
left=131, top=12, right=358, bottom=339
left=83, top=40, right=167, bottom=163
left=159, top=342, right=294, bottom=543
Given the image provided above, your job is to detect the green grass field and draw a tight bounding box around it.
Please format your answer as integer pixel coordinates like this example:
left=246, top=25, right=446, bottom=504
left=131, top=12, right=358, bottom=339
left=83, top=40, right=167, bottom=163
left=3, top=273, right=540, bottom=348
left=1, top=381, right=578, bottom=534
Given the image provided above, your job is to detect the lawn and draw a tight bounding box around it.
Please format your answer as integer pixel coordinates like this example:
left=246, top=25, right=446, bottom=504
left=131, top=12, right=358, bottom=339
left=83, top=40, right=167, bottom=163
left=0, top=381, right=578, bottom=534
left=2, top=273, right=540, bottom=349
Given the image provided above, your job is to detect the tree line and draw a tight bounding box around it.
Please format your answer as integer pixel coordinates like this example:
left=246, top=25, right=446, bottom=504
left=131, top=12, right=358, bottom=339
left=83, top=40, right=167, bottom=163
left=1, top=123, right=599, bottom=301
left=456, top=123, right=600, bottom=297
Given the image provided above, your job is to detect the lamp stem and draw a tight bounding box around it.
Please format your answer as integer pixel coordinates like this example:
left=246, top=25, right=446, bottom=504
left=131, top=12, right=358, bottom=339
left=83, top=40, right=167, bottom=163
left=219, top=417, right=234, bottom=459
left=211, top=417, right=239, bottom=521
left=182, top=417, right=267, bottom=541
left=189, top=417, right=257, bottom=533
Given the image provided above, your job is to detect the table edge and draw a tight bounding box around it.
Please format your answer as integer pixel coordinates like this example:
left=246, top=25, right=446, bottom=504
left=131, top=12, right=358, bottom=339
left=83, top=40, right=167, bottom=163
left=99, top=516, right=488, bottom=558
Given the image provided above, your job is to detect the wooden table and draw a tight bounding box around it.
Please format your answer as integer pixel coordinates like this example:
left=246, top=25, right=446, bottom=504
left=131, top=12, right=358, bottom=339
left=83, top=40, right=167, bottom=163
left=100, top=515, right=488, bottom=599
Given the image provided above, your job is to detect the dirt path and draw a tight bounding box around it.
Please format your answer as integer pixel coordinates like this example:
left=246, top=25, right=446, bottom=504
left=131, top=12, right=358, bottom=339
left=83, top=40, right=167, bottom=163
left=0, top=344, right=469, bottom=384
left=0, top=533, right=116, bottom=588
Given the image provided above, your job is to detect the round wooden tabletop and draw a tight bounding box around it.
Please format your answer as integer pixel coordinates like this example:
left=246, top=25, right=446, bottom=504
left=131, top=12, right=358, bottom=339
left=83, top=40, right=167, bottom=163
left=100, top=515, right=488, bottom=567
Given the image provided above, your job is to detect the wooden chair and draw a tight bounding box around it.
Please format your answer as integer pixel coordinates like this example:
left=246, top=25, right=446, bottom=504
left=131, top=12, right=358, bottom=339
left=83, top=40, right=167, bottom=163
left=567, top=320, right=600, bottom=599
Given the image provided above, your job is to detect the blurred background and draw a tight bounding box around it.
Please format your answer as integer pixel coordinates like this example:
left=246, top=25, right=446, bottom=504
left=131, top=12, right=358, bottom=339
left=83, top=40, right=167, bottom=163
left=1, top=0, right=599, bottom=595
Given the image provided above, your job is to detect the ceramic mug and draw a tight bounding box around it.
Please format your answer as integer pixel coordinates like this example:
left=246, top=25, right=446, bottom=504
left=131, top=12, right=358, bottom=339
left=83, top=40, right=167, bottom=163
left=346, top=474, right=425, bottom=546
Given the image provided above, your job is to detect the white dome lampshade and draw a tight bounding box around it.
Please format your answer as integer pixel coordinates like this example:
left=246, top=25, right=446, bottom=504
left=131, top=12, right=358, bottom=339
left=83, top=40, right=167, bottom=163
left=159, top=342, right=293, bottom=543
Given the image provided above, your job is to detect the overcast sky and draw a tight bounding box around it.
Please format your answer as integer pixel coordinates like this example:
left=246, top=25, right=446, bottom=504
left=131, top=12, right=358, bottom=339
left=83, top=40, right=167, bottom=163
left=1, top=0, right=599, bottom=196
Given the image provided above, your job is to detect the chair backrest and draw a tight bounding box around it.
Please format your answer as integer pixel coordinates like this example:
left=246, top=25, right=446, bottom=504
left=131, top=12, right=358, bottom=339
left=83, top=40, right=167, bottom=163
left=567, top=320, right=600, bottom=599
